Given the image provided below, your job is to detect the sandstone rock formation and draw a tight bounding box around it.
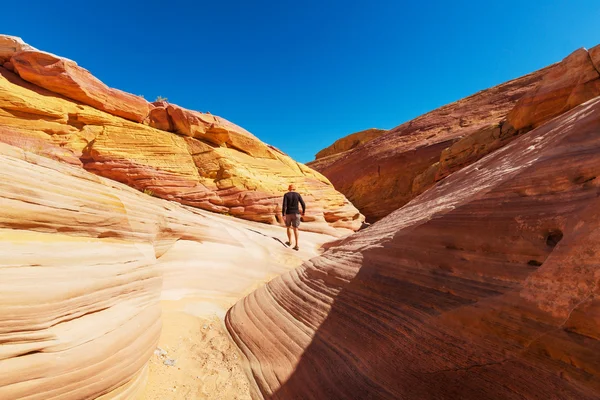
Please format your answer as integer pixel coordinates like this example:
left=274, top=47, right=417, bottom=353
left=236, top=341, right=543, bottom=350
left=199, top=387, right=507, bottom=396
left=227, top=96, right=600, bottom=399
left=11, top=50, right=151, bottom=123
left=0, top=139, right=336, bottom=399
left=0, top=35, right=363, bottom=235
left=308, top=45, right=600, bottom=222
left=313, top=128, right=387, bottom=161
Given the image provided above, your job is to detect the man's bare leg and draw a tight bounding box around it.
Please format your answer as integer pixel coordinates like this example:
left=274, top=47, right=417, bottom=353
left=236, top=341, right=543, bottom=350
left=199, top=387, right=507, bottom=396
left=293, top=227, right=299, bottom=250
left=286, top=226, right=292, bottom=246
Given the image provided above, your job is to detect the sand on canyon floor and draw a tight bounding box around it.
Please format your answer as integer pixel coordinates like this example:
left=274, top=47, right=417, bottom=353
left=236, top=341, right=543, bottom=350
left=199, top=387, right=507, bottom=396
left=141, top=216, right=336, bottom=400
left=140, top=298, right=253, bottom=400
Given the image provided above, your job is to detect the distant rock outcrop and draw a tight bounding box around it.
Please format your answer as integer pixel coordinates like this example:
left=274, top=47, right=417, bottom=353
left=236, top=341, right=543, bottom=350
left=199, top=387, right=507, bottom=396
left=0, top=35, right=363, bottom=235
left=313, top=127, right=387, bottom=161
left=308, top=45, right=600, bottom=222
left=227, top=96, right=600, bottom=399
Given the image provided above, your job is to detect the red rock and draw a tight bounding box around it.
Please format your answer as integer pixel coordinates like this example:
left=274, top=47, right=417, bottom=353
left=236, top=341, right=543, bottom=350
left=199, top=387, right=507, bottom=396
left=507, top=48, right=600, bottom=130
left=11, top=50, right=150, bottom=123
left=309, top=46, right=600, bottom=223
left=3, top=61, right=14, bottom=71
left=590, top=44, right=600, bottom=75
left=227, top=97, right=600, bottom=399
left=308, top=68, right=547, bottom=221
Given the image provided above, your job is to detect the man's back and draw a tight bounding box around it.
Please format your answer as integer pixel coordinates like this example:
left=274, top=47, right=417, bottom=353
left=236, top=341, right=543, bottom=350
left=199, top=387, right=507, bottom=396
left=283, top=191, right=305, bottom=215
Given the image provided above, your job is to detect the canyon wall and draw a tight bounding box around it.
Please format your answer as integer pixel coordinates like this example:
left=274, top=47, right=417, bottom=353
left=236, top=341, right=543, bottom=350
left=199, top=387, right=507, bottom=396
left=308, top=45, right=600, bottom=222
left=0, top=35, right=363, bottom=235
left=228, top=96, right=600, bottom=399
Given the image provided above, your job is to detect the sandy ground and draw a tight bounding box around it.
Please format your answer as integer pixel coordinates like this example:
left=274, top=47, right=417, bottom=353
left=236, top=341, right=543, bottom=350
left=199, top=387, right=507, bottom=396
left=141, top=214, right=336, bottom=400
left=141, top=299, right=252, bottom=400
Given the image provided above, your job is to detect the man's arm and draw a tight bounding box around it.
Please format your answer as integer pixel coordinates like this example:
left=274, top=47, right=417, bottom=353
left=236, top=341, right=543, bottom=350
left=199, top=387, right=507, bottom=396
left=282, top=194, right=287, bottom=216
left=299, top=195, right=306, bottom=215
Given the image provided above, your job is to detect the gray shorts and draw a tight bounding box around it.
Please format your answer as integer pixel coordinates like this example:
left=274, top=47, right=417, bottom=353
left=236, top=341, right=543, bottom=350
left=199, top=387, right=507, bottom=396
left=285, top=213, right=301, bottom=228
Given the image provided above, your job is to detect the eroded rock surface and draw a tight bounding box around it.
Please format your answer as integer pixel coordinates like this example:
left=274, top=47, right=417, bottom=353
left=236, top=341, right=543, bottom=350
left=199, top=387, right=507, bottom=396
left=0, top=140, right=336, bottom=399
left=0, top=35, right=363, bottom=235
left=227, top=98, right=600, bottom=399
left=11, top=50, right=151, bottom=123
left=308, top=45, right=600, bottom=222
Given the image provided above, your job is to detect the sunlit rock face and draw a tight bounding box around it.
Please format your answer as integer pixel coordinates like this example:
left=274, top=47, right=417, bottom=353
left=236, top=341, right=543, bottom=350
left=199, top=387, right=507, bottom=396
left=227, top=97, right=600, bottom=399
left=0, top=140, right=336, bottom=399
left=308, top=45, right=600, bottom=222
left=312, top=127, right=388, bottom=162
left=0, top=35, right=364, bottom=236
left=0, top=34, right=364, bottom=399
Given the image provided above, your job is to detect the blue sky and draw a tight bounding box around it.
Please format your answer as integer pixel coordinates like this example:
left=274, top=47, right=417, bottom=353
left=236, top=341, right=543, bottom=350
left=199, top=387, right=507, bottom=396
left=3, top=1, right=600, bottom=162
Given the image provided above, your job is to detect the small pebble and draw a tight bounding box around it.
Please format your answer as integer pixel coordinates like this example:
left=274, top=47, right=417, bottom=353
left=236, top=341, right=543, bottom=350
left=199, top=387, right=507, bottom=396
left=164, top=358, right=177, bottom=366
left=154, top=347, right=168, bottom=357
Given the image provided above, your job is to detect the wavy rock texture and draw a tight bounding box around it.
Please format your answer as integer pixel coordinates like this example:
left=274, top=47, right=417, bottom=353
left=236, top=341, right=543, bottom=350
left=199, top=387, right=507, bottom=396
left=0, top=35, right=363, bottom=235
left=308, top=45, right=600, bottom=222
left=227, top=97, right=600, bottom=399
left=0, top=140, right=336, bottom=399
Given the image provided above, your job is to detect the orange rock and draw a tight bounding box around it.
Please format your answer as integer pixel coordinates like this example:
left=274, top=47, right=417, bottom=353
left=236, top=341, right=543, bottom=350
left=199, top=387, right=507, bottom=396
left=11, top=50, right=150, bottom=123
left=507, top=48, right=600, bottom=130
left=163, top=103, right=274, bottom=159
left=146, top=101, right=172, bottom=131
left=0, top=48, right=363, bottom=235
left=314, top=128, right=387, bottom=160
left=227, top=97, right=600, bottom=399
left=0, top=35, right=33, bottom=62
left=590, top=44, right=600, bottom=74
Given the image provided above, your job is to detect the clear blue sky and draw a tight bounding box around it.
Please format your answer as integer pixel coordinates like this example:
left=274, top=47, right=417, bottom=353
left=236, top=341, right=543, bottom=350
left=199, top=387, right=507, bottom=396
left=3, top=1, right=600, bottom=162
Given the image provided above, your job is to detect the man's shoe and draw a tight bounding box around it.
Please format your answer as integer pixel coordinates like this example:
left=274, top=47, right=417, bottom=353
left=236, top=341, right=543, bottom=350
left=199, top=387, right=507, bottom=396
left=293, top=246, right=299, bottom=251
left=285, top=241, right=291, bottom=247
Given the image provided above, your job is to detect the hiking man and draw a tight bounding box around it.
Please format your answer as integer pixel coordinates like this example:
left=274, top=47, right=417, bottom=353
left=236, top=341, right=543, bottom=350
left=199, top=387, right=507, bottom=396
left=282, top=184, right=306, bottom=251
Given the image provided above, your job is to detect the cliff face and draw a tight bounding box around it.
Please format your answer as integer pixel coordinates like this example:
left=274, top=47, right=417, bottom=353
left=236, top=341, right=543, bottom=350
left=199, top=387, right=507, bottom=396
left=308, top=45, right=600, bottom=222
left=0, top=35, right=363, bottom=235
left=227, top=96, right=600, bottom=399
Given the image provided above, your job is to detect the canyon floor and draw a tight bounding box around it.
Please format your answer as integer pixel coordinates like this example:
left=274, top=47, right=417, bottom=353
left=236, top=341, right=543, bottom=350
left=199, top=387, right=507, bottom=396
left=140, top=216, right=333, bottom=400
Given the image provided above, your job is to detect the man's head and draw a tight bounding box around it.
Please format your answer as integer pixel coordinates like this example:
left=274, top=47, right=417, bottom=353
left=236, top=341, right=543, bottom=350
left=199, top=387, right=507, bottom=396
left=288, top=184, right=296, bottom=191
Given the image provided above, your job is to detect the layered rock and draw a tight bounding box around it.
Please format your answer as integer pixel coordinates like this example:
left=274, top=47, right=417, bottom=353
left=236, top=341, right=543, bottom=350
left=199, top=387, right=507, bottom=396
left=507, top=48, right=600, bottom=130
left=0, top=139, right=337, bottom=399
left=227, top=97, right=600, bottom=399
left=0, top=35, right=363, bottom=234
left=308, top=45, right=600, bottom=222
left=11, top=50, right=151, bottom=123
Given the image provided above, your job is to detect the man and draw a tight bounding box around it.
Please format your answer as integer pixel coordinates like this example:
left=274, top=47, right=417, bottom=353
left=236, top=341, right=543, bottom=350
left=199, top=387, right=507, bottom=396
left=282, top=184, right=306, bottom=251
